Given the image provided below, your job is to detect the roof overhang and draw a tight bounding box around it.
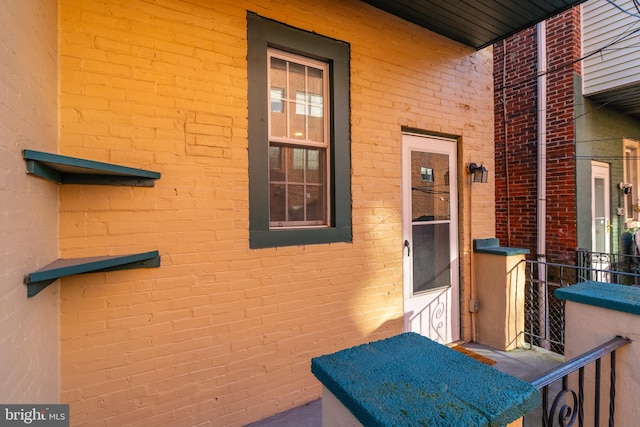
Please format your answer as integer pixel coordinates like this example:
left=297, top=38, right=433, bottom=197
left=360, top=0, right=588, bottom=49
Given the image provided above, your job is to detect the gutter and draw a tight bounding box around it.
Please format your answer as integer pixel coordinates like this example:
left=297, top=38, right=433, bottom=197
left=537, top=21, right=550, bottom=349
left=537, top=21, right=547, bottom=265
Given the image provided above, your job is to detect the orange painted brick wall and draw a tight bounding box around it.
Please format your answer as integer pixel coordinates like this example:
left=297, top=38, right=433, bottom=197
left=59, top=0, right=495, bottom=425
left=0, top=0, right=60, bottom=403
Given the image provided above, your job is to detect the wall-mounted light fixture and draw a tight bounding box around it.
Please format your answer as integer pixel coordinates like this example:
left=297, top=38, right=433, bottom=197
left=468, top=163, right=488, bottom=183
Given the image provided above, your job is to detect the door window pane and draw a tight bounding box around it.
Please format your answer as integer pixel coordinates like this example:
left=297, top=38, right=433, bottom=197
left=412, top=223, right=451, bottom=294
left=411, top=151, right=450, bottom=222
left=594, top=177, right=606, bottom=252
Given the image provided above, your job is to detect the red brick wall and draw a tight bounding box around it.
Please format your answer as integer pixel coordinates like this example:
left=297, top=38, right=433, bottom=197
left=494, top=8, right=579, bottom=264
left=546, top=8, right=580, bottom=265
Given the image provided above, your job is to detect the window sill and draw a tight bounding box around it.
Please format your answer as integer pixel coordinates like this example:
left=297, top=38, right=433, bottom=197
left=250, top=227, right=352, bottom=249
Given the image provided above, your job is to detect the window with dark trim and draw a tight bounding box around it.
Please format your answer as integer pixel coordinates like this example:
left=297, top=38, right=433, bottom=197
left=247, top=12, right=351, bottom=249
left=624, top=140, right=640, bottom=225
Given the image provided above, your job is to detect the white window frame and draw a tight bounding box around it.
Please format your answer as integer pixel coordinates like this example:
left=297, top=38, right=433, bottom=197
left=623, top=139, right=640, bottom=227
left=267, top=48, right=331, bottom=228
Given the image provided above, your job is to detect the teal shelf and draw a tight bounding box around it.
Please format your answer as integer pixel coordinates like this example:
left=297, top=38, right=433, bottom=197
left=23, top=150, right=160, bottom=186
left=25, top=251, right=160, bottom=297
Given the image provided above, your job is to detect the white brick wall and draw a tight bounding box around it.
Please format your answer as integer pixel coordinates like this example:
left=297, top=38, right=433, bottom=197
left=56, top=0, right=495, bottom=425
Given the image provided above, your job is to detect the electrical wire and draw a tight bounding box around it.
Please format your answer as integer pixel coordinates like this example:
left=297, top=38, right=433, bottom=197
left=495, top=62, right=640, bottom=127
left=495, top=5, right=640, bottom=94
left=606, top=0, right=640, bottom=18
left=497, top=3, right=640, bottom=163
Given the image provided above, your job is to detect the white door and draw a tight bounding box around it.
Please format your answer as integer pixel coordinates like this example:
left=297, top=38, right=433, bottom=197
left=402, top=134, right=459, bottom=344
left=592, top=161, right=610, bottom=254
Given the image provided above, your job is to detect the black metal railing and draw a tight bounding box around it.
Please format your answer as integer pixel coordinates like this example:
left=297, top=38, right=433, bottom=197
left=523, top=257, right=640, bottom=355
left=576, top=249, right=640, bottom=285
left=526, top=336, right=631, bottom=427
left=523, top=260, right=570, bottom=354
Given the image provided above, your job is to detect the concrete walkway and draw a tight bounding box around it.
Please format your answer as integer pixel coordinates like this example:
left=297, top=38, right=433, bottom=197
left=244, top=399, right=322, bottom=427
left=246, top=343, right=563, bottom=427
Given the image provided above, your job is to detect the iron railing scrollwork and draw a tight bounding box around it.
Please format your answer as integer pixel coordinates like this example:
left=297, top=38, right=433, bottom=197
left=528, top=336, right=631, bottom=427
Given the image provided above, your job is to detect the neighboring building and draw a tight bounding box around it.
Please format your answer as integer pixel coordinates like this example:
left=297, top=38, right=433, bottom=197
left=1, top=0, right=582, bottom=426
left=495, top=0, right=640, bottom=266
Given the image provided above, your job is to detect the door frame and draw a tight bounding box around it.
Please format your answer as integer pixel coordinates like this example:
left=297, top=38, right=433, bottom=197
left=401, top=133, right=460, bottom=344
left=591, top=161, right=610, bottom=254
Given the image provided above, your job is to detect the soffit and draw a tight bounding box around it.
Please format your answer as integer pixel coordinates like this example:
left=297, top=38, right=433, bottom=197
left=588, top=84, right=640, bottom=120
left=360, top=0, right=587, bottom=49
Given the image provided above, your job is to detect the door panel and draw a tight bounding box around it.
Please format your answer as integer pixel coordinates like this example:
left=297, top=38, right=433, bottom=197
left=402, top=134, right=459, bottom=344
left=412, top=223, right=450, bottom=293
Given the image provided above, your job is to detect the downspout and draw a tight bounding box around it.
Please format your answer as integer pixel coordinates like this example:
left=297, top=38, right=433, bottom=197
left=503, top=40, right=511, bottom=246
left=537, top=21, right=550, bottom=349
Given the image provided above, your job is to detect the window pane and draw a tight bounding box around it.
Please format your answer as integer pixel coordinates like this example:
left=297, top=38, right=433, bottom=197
left=593, top=177, right=606, bottom=252
left=411, top=151, right=450, bottom=221
left=306, top=185, right=324, bottom=222
left=307, top=67, right=323, bottom=97
left=269, top=146, right=285, bottom=181
left=270, top=183, right=286, bottom=223
left=270, top=57, right=287, bottom=138
left=289, top=99, right=305, bottom=140
left=307, top=110, right=323, bottom=142
left=412, top=223, right=451, bottom=293
left=269, top=145, right=327, bottom=226
left=269, top=51, right=326, bottom=144
left=307, top=67, right=324, bottom=142
left=286, top=148, right=305, bottom=182
left=288, top=62, right=306, bottom=140
left=270, top=88, right=286, bottom=137
left=288, top=185, right=305, bottom=221
left=306, top=149, right=322, bottom=183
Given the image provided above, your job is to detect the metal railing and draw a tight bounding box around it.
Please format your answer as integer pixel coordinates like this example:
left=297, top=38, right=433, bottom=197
left=523, top=260, right=576, bottom=354
left=523, top=255, right=640, bottom=355
left=576, top=249, right=640, bottom=285
left=526, top=336, right=631, bottom=427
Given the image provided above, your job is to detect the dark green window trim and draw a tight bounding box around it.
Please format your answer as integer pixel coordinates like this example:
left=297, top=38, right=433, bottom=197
left=247, top=12, right=352, bottom=249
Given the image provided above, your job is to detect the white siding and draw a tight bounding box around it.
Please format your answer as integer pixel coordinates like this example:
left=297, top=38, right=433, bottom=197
left=582, top=0, right=640, bottom=95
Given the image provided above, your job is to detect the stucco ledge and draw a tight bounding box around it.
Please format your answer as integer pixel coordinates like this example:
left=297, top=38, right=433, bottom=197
left=555, top=281, right=640, bottom=315
left=473, top=238, right=530, bottom=256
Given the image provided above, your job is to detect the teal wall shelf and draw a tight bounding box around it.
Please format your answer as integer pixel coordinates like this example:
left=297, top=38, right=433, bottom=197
left=23, top=150, right=161, bottom=186
left=22, top=150, right=162, bottom=298
left=25, top=251, right=160, bottom=298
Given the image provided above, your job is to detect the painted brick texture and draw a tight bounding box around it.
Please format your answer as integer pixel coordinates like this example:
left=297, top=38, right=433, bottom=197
left=494, top=8, right=579, bottom=264
left=0, top=0, right=60, bottom=403
left=59, top=0, right=495, bottom=425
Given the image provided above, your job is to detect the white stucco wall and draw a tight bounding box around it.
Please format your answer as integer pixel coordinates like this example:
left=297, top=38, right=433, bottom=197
left=564, top=300, right=640, bottom=426
left=0, top=0, right=60, bottom=402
